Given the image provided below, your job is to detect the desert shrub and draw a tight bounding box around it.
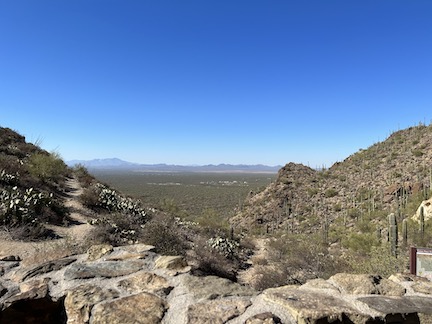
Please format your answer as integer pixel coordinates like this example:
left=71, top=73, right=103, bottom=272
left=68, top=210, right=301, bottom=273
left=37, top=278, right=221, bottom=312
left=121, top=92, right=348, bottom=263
left=80, top=185, right=100, bottom=208
left=251, top=234, right=346, bottom=290
left=347, top=244, right=407, bottom=277
left=191, top=241, right=242, bottom=282
left=158, top=198, right=188, bottom=218
left=195, top=208, right=231, bottom=237
left=8, top=223, right=58, bottom=242
left=324, top=188, right=338, bottom=198
left=307, top=188, right=319, bottom=197
left=73, top=164, right=94, bottom=187
left=342, top=232, right=378, bottom=254
left=0, top=154, right=23, bottom=178
left=86, top=213, right=144, bottom=246
left=140, top=215, right=190, bottom=256
left=412, top=149, right=424, bottom=157
left=28, top=152, right=68, bottom=183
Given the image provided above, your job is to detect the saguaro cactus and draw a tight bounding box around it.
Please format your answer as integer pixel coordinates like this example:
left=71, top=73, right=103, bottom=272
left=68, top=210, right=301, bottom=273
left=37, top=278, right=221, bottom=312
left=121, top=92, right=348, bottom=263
left=388, top=213, right=398, bottom=257
left=376, top=226, right=382, bottom=243
left=419, top=206, right=425, bottom=239
left=322, top=217, right=329, bottom=244
left=402, top=218, right=408, bottom=246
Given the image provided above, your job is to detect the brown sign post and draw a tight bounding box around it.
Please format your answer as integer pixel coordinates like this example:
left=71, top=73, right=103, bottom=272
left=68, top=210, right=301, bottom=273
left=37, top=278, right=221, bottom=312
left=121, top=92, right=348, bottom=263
left=410, top=247, right=432, bottom=280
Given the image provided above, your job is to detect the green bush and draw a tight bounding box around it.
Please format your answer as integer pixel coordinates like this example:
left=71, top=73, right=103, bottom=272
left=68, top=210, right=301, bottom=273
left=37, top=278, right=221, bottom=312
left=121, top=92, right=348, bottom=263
left=140, top=215, right=189, bottom=255
left=28, top=152, right=68, bottom=183
left=347, top=245, right=407, bottom=277
left=251, top=234, right=347, bottom=290
left=342, top=232, right=378, bottom=254
left=325, top=188, right=338, bottom=198
left=73, top=164, right=94, bottom=187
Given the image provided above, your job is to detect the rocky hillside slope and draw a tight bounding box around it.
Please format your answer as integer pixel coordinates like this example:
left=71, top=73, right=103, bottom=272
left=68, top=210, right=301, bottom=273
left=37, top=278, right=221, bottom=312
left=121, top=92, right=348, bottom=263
left=231, top=124, right=432, bottom=237
left=2, top=243, right=432, bottom=323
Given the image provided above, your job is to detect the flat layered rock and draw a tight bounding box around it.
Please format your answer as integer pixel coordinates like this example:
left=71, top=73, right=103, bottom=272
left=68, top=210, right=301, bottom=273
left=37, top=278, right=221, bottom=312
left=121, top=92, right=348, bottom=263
left=117, top=271, right=172, bottom=296
left=187, top=298, right=251, bottom=323
left=263, top=286, right=373, bottom=323
left=122, top=244, right=155, bottom=253
left=13, top=257, right=76, bottom=282
left=64, top=260, right=143, bottom=280
left=245, top=313, right=282, bottom=324
left=182, top=275, right=256, bottom=300
left=358, top=295, right=432, bottom=315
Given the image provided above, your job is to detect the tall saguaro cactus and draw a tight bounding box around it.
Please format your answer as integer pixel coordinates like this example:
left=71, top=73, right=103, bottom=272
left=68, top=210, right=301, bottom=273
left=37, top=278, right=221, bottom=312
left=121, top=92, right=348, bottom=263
left=388, top=213, right=398, bottom=257
left=402, top=218, right=408, bottom=247
left=419, top=206, right=425, bottom=239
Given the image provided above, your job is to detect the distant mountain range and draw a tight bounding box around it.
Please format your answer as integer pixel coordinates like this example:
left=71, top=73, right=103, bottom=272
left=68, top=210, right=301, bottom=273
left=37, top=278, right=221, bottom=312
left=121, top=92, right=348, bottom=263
left=66, top=158, right=281, bottom=173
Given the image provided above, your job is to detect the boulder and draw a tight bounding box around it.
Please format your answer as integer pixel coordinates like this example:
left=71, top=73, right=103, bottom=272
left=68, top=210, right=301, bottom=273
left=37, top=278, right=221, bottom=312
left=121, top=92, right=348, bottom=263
left=155, top=255, right=188, bottom=270
left=87, top=244, right=113, bottom=261
left=413, top=198, right=432, bottom=222
left=3, top=278, right=49, bottom=306
left=412, top=281, right=432, bottom=295
left=65, top=284, right=119, bottom=324
left=90, top=292, right=166, bottom=324
left=329, top=273, right=405, bottom=296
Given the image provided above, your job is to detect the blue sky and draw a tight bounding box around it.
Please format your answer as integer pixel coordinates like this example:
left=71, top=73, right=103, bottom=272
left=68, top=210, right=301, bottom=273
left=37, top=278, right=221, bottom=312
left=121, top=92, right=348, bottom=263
left=1, top=1, right=431, bottom=167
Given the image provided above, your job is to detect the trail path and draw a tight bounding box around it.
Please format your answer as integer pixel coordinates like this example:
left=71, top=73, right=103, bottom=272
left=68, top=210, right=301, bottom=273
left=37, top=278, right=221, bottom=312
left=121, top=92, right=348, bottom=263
left=45, top=177, right=93, bottom=240
left=237, top=237, right=270, bottom=287
left=0, top=177, right=93, bottom=266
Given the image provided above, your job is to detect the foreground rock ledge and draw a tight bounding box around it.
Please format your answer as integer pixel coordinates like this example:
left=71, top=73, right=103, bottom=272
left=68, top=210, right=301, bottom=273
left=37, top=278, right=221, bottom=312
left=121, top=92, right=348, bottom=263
left=1, top=244, right=432, bottom=323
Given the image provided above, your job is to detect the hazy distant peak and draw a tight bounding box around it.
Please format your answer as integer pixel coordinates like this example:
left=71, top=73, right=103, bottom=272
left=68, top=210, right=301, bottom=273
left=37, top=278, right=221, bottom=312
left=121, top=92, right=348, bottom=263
left=66, top=158, right=281, bottom=173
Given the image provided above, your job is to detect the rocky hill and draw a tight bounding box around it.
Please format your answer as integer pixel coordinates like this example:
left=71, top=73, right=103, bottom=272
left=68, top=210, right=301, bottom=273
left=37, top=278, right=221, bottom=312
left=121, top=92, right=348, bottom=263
left=230, top=124, right=432, bottom=240
left=0, top=127, right=74, bottom=240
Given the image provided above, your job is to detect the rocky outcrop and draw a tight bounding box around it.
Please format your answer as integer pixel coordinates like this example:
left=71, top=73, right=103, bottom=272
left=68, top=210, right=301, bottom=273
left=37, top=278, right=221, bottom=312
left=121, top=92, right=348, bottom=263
left=413, top=197, right=432, bottom=222
left=2, top=244, right=432, bottom=323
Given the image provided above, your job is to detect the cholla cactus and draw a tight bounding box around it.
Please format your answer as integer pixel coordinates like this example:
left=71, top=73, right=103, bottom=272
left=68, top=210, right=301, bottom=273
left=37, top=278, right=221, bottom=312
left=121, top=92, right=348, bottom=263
left=207, top=236, right=240, bottom=257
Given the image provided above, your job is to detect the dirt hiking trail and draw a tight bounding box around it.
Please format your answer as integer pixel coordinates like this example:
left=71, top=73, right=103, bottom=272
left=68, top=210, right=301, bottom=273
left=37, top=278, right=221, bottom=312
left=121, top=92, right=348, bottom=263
left=0, top=177, right=93, bottom=266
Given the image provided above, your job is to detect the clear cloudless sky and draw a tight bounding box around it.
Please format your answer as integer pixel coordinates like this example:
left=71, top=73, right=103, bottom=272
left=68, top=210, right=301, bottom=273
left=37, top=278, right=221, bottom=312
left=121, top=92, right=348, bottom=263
left=1, top=1, right=431, bottom=167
